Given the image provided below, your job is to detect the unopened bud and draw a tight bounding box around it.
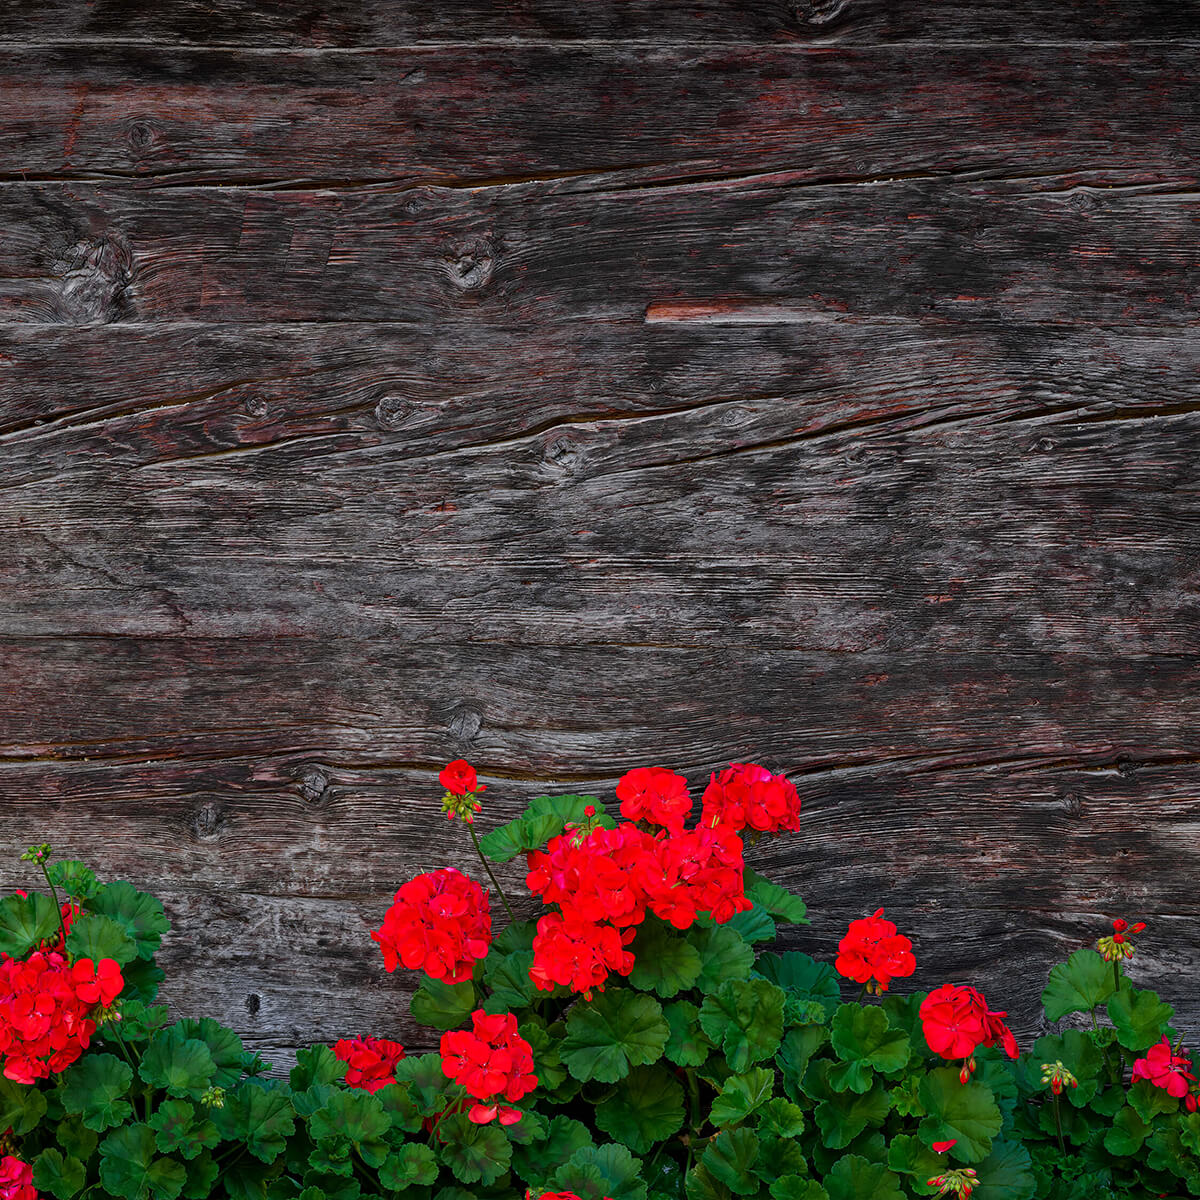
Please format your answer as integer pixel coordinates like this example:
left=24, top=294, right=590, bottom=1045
left=200, top=1086, right=226, bottom=1110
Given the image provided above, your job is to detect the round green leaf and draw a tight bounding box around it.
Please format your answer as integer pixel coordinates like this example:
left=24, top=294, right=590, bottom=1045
left=173, top=1019, right=244, bottom=1088
left=831, top=1004, right=910, bottom=1074
left=209, top=1081, right=295, bottom=1164
left=562, top=991, right=670, bottom=1083
left=595, top=1065, right=685, bottom=1154
left=1041, top=949, right=1117, bottom=1021
left=699, top=978, right=786, bottom=1072
left=555, top=1143, right=648, bottom=1200
left=0, top=892, right=61, bottom=959
left=918, top=1067, right=1002, bottom=1164
left=825, top=1154, right=904, bottom=1200
left=970, top=1140, right=1036, bottom=1200
left=410, top=976, right=476, bottom=1030
left=702, top=1128, right=759, bottom=1196
left=90, top=882, right=169, bottom=960
left=1107, top=985, right=1174, bottom=1052
left=689, top=925, right=755, bottom=993
left=32, top=1150, right=86, bottom=1200
left=379, top=1143, right=438, bottom=1190
left=140, top=1031, right=217, bottom=1100
left=629, top=918, right=704, bottom=997
left=148, top=1099, right=219, bottom=1160
left=710, top=1067, right=775, bottom=1127
left=1105, top=1106, right=1151, bottom=1157
left=754, top=952, right=840, bottom=1018
left=65, top=913, right=137, bottom=967
left=60, top=1053, right=135, bottom=1132
left=436, top=1111, right=513, bottom=1186
left=99, top=1125, right=186, bottom=1200
left=513, top=1114, right=594, bottom=1188
left=663, top=1000, right=713, bottom=1068
left=0, top=1076, right=48, bottom=1135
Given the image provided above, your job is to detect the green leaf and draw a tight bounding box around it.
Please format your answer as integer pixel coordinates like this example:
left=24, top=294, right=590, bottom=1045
left=825, top=1155, right=904, bottom=1200
left=970, top=1141, right=1036, bottom=1200
left=46, top=861, right=101, bottom=902
left=520, top=1018, right=569, bottom=1091
left=662, top=1000, right=713, bottom=1068
left=483, top=949, right=543, bottom=1008
left=698, top=978, right=786, bottom=1072
left=1129, top=1077, right=1180, bottom=1122
left=210, top=1081, right=295, bottom=1164
left=222, top=1160, right=272, bottom=1200
left=555, top=1142, right=648, bottom=1200
left=754, top=952, right=840, bottom=1018
left=140, top=1029, right=218, bottom=1099
left=65, top=913, right=138, bottom=967
left=1029, top=1028, right=1104, bottom=1106
left=479, top=794, right=606, bottom=862
left=290, top=1045, right=347, bottom=1091
left=770, top=1178, right=828, bottom=1200
left=118, top=959, right=167, bottom=1005
left=702, top=1128, right=759, bottom=1195
left=1105, top=1105, right=1152, bottom=1156
left=435, top=1111, right=512, bottom=1186
left=513, top=1115, right=594, bottom=1187
left=562, top=990, right=670, bottom=1083
left=410, top=976, right=476, bottom=1030
left=310, top=1090, right=390, bottom=1167
left=710, top=905, right=776, bottom=945
left=392, top=1052, right=452, bottom=1115
left=32, top=1151, right=86, bottom=1200
left=60, top=1053, right=135, bottom=1131
left=759, top=1097, right=806, bottom=1138
left=689, top=925, right=754, bottom=993
left=744, top=871, right=808, bottom=924
left=685, top=1163, right=732, bottom=1200
left=172, top=1019, right=244, bottom=1089
left=918, top=1067, right=1002, bottom=1163
left=1041, top=949, right=1117, bottom=1021
left=90, top=881, right=169, bottom=960
left=1107, top=985, right=1175, bottom=1052
left=831, top=1004, right=910, bottom=1075
left=629, top=917, right=704, bottom=997
left=55, top=1116, right=98, bottom=1162
left=710, top=1068, right=775, bottom=1127
left=148, top=1099, right=219, bottom=1161
left=806, top=1062, right=890, bottom=1150
left=0, top=892, right=61, bottom=958
left=776, top=1025, right=829, bottom=1104
left=379, top=1144, right=438, bottom=1190
left=98, top=1125, right=186, bottom=1200
left=595, top=1065, right=685, bottom=1154
left=886, top=1133, right=943, bottom=1185
left=0, top=1075, right=48, bottom=1135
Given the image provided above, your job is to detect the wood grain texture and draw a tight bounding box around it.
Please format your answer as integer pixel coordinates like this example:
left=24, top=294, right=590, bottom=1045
left=0, top=179, right=1197, bottom=325
left=1, top=1, right=1197, bottom=46
left=2, top=47, right=1197, bottom=188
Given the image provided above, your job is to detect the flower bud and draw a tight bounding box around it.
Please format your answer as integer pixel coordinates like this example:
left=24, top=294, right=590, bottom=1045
left=200, top=1086, right=226, bottom=1110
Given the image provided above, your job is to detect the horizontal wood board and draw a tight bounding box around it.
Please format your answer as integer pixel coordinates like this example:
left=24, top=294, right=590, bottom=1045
left=0, top=5, right=1198, bottom=1064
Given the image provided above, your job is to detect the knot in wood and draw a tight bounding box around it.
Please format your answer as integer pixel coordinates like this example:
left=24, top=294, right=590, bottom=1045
left=375, top=396, right=414, bottom=430
left=448, top=704, right=483, bottom=741
left=127, top=120, right=155, bottom=154
left=243, top=393, right=269, bottom=418
left=55, top=235, right=136, bottom=324
left=1032, top=436, right=1056, bottom=453
left=298, top=765, right=330, bottom=803
left=1060, top=791, right=1084, bottom=818
left=191, top=801, right=226, bottom=841
left=790, top=0, right=851, bottom=26
left=448, top=240, right=495, bottom=292
left=545, top=434, right=585, bottom=473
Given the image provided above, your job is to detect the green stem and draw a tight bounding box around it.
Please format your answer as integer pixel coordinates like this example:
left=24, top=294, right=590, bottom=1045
left=1113, top=960, right=1122, bottom=994
left=1090, top=1008, right=1099, bottom=1033
left=684, top=1068, right=703, bottom=1132
left=37, top=861, right=68, bottom=948
left=1052, top=1093, right=1065, bottom=1155
left=468, top=824, right=516, bottom=922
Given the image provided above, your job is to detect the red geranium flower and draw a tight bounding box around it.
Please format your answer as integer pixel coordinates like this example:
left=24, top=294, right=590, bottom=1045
left=440, top=760, right=484, bottom=797
left=700, top=763, right=800, bottom=834
left=440, top=1010, right=537, bottom=1124
left=70, top=959, right=124, bottom=1008
left=616, top=767, right=692, bottom=834
left=0, top=1156, right=36, bottom=1200
left=919, top=983, right=1017, bottom=1068
left=1132, top=1037, right=1195, bottom=1099
left=529, top=911, right=636, bottom=999
left=835, top=908, right=916, bottom=994
left=333, top=1036, right=406, bottom=1093
left=371, top=868, right=491, bottom=984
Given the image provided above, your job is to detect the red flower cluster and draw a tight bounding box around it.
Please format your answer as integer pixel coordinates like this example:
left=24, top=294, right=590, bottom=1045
left=1132, top=1038, right=1196, bottom=1103
left=835, top=908, right=916, bottom=994
left=0, top=950, right=124, bottom=1084
left=616, top=767, right=692, bottom=835
left=919, top=983, right=1018, bottom=1079
left=372, top=869, right=492, bottom=984
left=700, top=763, right=801, bottom=834
left=1098, top=916, right=1146, bottom=963
left=332, top=1036, right=406, bottom=1093
left=440, top=1010, right=537, bottom=1124
left=0, top=1156, right=36, bottom=1200
left=439, top=760, right=486, bottom=823
left=525, top=818, right=752, bottom=997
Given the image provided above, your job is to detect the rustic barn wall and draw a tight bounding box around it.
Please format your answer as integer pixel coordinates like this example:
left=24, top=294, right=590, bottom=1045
left=1, top=1, right=1198, bottom=1068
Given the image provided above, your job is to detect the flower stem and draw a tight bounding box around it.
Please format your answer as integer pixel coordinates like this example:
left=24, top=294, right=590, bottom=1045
left=37, top=860, right=68, bottom=949
left=1053, top=1094, right=1065, bottom=1155
left=467, top=824, right=516, bottom=922
left=1113, top=961, right=1121, bottom=994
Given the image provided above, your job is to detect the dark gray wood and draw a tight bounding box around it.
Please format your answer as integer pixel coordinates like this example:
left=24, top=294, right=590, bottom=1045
left=0, top=180, right=1197, bottom=325
left=1, top=47, right=1196, bottom=187
left=0, top=1, right=1196, bottom=46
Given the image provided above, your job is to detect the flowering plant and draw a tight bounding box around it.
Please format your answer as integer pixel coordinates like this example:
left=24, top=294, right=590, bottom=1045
left=0, top=770, right=1197, bottom=1200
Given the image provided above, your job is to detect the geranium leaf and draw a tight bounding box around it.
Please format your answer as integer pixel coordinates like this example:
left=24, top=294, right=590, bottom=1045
left=826, top=1059, right=873, bottom=1095
left=513, top=1114, right=594, bottom=1187
left=60, top=1053, right=135, bottom=1132
left=807, top=1062, right=890, bottom=1149
left=379, top=1143, right=438, bottom=1189
left=0, top=892, right=62, bottom=958
left=520, top=1019, right=569, bottom=1091
left=392, top=1051, right=453, bottom=1115
left=831, top=1004, right=911, bottom=1074
left=685, top=1162, right=732, bottom=1200
left=478, top=795, right=607, bottom=862
left=709, top=1068, right=775, bottom=1127
left=90, top=881, right=169, bottom=960
left=0, top=1076, right=48, bottom=1135
left=770, top=1177, right=828, bottom=1200
left=744, top=871, right=809, bottom=925
left=754, top=952, right=840, bottom=1018
left=555, top=1142, right=647, bottom=1200
left=756, top=1134, right=809, bottom=1181
left=140, top=1029, right=217, bottom=1099
left=484, top=949, right=543, bottom=1008
left=46, top=861, right=101, bottom=903
left=698, top=978, right=786, bottom=1072
left=663, top=1000, right=713, bottom=1068
left=1107, top=985, right=1175, bottom=1052
left=148, top=1099, right=219, bottom=1160
left=825, top=1155, right=904, bottom=1200
left=1029, top=1029, right=1104, bottom=1106
left=629, top=918, right=705, bottom=997
left=410, top=976, right=476, bottom=1030
left=1105, top=1105, right=1152, bottom=1156
left=702, top=1128, right=759, bottom=1195
left=689, top=925, right=755, bottom=993
left=290, top=1045, right=348, bottom=1091
left=970, top=1140, right=1037, bottom=1200
left=65, top=913, right=138, bottom=967
left=776, top=1025, right=829, bottom=1104
left=222, top=1160, right=272, bottom=1200
left=1041, top=949, right=1117, bottom=1021
left=886, top=1132, right=943, bottom=1190
left=310, top=1090, right=390, bottom=1167
left=98, top=1125, right=186, bottom=1200
left=759, top=1097, right=807, bottom=1138
left=118, top=959, right=166, bottom=1005
left=172, top=1019, right=244, bottom=1089
left=918, top=1067, right=1002, bottom=1163
left=54, top=1116, right=97, bottom=1162
left=32, top=1150, right=86, bottom=1200
left=562, top=990, right=670, bottom=1083
left=436, top=1110, right=513, bottom=1186
left=595, top=1064, right=685, bottom=1154
left=210, top=1080, right=295, bottom=1164
left=1129, top=1078, right=1180, bottom=1122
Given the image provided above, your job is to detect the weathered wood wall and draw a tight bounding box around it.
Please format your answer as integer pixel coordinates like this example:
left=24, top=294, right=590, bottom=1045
left=1, top=1, right=1198, bottom=1067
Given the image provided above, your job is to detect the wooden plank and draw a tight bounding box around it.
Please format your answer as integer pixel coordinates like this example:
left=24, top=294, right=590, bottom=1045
left=0, top=1, right=1196, bottom=46
left=1, top=47, right=1196, bottom=187
left=2, top=384, right=1199, bottom=651
left=0, top=179, right=1196, bottom=325
left=1, top=758, right=1197, bottom=1059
